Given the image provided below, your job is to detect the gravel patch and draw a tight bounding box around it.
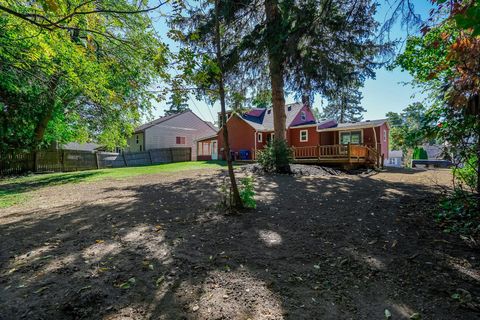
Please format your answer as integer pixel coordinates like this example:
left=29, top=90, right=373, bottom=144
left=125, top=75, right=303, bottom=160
left=239, top=163, right=375, bottom=176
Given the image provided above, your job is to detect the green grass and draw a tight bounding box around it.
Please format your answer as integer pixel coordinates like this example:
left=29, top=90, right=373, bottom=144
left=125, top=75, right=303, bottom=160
left=0, top=161, right=227, bottom=208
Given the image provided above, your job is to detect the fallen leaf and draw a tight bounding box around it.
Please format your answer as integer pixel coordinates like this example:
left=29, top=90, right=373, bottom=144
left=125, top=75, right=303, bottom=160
left=34, top=286, right=48, bottom=294
left=384, top=309, right=392, bottom=319
left=95, top=240, right=104, bottom=244
left=78, top=285, right=92, bottom=293
left=156, top=276, right=165, bottom=287
left=410, top=313, right=421, bottom=320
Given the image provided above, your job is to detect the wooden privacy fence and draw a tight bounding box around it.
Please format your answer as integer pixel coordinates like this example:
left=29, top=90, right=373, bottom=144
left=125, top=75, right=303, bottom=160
left=0, top=147, right=191, bottom=175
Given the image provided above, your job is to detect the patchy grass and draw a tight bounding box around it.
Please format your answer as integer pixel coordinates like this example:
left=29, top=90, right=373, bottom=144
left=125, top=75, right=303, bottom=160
left=0, top=190, right=27, bottom=209
left=0, top=161, right=226, bottom=208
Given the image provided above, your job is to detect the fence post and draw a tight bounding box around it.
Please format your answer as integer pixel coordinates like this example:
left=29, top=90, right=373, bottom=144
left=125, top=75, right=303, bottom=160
left=148, top=150, right=153, bottom=164
left=61, top=150, right=66, bottom=172
left=122, top=152, right=128, bottom=167
left=170, top=148, right=174, bottom=163
left=95, top=151, right=100, bottom=169
left=33, top=151, right=38, bottom=172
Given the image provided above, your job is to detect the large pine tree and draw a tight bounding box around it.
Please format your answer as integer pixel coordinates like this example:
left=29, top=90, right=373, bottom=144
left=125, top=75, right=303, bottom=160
left=322, top=87, right=366, bottom=123
left=171, top=0, right=390, bottom=172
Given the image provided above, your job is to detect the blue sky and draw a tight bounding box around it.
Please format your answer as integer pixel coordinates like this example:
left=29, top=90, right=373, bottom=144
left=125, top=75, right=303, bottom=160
left=149, top=1, right=433, bottom=124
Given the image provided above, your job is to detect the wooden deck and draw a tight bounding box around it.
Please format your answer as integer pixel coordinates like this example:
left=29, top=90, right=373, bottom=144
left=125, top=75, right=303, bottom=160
left=292, top=144, right=379, bottom=167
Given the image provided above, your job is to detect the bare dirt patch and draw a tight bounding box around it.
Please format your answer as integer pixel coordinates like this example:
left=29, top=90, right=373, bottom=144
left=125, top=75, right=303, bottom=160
left=0, top=167, right=478, bottom=319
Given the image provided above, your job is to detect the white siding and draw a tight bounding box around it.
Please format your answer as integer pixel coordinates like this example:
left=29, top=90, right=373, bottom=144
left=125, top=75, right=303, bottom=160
left=144, top=112, right=216, bottom=160
left=126, top=132, right=144, bottom=152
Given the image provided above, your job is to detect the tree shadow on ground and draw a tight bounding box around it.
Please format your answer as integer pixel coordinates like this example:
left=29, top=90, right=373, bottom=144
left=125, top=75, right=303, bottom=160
left=0, top=170, right=478, bottom=320
left=0, top=171, right=104, bottom=194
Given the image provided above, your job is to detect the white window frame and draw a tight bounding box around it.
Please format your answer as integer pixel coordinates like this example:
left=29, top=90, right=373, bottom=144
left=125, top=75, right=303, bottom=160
left=257, top=132, right=262, bottom=143
left=300, top=129, right=308, bottom=142
left=300, top=111, right=306, bottom=121
left=339, top=130, right=363, bottom=145
left=383, top=129, right=387, bottom=142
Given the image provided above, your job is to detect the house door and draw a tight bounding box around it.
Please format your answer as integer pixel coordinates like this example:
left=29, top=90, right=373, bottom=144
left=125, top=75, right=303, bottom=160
left=211, top=140, right=218, bottom=160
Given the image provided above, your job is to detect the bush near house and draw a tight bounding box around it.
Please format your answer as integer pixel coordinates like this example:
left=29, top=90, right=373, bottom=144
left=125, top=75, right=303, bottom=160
left=257, top=140, right=293, bottom=173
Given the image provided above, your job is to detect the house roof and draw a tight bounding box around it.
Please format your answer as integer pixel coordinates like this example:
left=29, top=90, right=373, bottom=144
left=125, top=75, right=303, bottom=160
left=62, top=142, right=100, bottom=152
left=135, top=112, right=185, bottom=133
left=195, top=133, right=218, bottom=142
left=316, top=119, right=388, bottom=132
left=239, top=102, right=308, bottom=131
left=389, top=150, right=403, bottom=158
left=204, top=121, right=218, bottom=131
left=134, top=110, right=216, bottom=134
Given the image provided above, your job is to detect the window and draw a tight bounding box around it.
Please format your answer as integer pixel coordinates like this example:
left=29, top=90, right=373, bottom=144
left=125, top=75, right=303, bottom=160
left=287, top=106, right=292, bottom=111
left=139, top=145, right=143, bottom=151
left=176, top=136, right=186, bottom=144
left=300, top=111, right=306, bottom=121
left=199, top=142, right=210, bottom=156
left=135, top=135, right=139, bottom=144
left=300, top=130, right=308, bottom=142
left=383, top=129, right=387, bottom=142
left=266, top=133, right=274, bottom=143
left=267, top=109, right=271, bottom=114
left=340, top=131, right=362, bottom=144
left=257, top=132, right=262, bottom=143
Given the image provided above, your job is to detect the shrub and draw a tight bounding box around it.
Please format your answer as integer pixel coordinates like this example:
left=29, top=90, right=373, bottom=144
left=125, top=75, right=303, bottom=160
left=436, top=188, right=479, bottom=236
left=412, top=147, right=428, bottom=160
left=239, top=177, right=256, bottom=208
left=453, top=155, right=478, bottom=192
left=219, top=176, right=256, bottom=210
left=257, top=139, right=293, bottom=173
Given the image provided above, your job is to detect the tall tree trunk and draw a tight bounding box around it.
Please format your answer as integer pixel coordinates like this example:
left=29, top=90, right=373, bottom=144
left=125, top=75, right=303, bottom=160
left=33, top=73, right=61, bottom=147
left=265, top=0, right=289, bottom=173
left=339, top=94, right=346, bottom=123
left=214, top=0, right=243, bottom=209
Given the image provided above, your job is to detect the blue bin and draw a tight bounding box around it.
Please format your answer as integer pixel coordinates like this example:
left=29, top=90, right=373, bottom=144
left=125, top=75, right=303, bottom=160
left=239, top=150, right=250, bottom=160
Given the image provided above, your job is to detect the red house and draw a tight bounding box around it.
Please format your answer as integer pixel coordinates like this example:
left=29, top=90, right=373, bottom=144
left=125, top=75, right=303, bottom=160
left=196, top=103, right=389, bottom=167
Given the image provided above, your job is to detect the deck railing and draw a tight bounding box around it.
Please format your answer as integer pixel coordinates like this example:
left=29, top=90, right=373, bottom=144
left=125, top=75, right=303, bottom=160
left=292, top=144, right=378, bottom=165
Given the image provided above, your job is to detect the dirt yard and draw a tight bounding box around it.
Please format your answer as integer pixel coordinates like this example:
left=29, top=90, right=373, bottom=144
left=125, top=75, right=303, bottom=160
left=0, top=167, right=478, bottom=320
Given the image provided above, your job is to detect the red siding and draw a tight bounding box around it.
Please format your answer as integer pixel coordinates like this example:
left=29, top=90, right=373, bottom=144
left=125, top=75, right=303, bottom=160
left=361, top=124, right=389, bottom=157
left=218, top=115, right=256, bottom=159
left=377, top=123, right=389, bottom=158
left=319, top=132, right=335, bottom=145
left=289, top=126, right=319, bottom=147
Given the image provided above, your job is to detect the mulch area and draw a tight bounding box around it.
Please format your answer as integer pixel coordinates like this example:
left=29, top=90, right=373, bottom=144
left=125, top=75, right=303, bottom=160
left=0, top=167, right=478, bottom=319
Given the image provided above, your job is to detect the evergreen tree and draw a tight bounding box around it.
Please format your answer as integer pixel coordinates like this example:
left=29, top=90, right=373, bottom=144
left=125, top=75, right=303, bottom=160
left=170, top=0, right=390, bottom=172
left=165, top=91, right=190, bottom=116
left=322, top=88, right=366, bottom=123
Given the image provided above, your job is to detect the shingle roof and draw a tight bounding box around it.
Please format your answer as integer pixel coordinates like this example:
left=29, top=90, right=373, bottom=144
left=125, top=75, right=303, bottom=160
left=204, top=121, right=218, bottom=131
left=317, top=119, right=388, bottom=132
left=240, top=103, right=306, bottom=131
left=135, top=112, right=185, bottom=133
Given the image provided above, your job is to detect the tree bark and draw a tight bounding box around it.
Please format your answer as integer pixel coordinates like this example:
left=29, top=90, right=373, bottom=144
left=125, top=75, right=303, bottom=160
left=33, top=73, right=61, bottom=147
left=214, top=0, right=243, bottom=210
left=265, top=0, right=290, bottom=173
